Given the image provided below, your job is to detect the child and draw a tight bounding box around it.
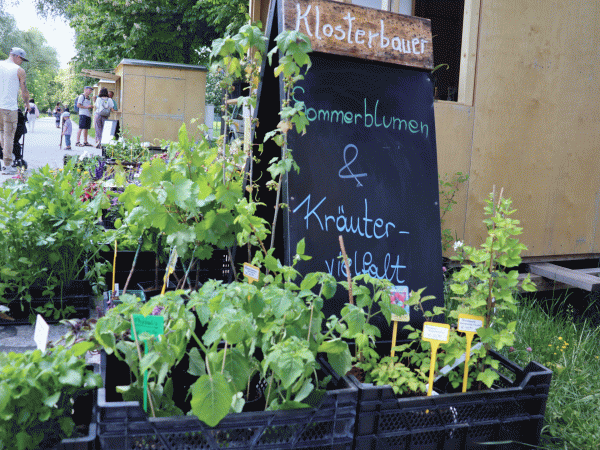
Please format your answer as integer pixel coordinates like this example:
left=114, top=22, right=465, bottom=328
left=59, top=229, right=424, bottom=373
left=62, top=112, right=73, bottom=150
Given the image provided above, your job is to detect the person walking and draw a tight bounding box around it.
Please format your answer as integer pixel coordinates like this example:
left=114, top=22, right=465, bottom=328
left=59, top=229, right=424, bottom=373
left=26, top=98, right=39, bottom=132
left=93, top=87, right=114, bottom=148
left=62, top=111, right=73, bottom=150
left=53, top=102, right=62, bottom=128
left=76, top=86, right=93, bottom=147
left=0, top=47, right=29, bottom=175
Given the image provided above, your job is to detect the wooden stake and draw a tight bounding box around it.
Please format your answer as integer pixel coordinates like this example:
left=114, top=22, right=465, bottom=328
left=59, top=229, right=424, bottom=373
left=338, top=235, right=353, bottom=305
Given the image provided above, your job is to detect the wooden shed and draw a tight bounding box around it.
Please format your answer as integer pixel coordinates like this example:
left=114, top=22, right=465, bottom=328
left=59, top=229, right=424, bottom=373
left=251, top=0, right=600, bottom=269
left=83, top=59, right=208, bottom=143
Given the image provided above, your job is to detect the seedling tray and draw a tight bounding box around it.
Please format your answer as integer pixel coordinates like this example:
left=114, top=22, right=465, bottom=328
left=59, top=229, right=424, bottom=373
left=97, top=357, right=357, bottom=450
left=0, top=280, right=94, bottom=325
left=349, top=349, right=552, bottom=450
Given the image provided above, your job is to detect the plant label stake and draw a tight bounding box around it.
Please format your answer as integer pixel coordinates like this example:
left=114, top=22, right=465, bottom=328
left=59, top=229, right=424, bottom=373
left=131, top=314, right=164, bottom=413
left=457, top=313, right=484, bottom=393
left=112, top=240, right=118, bottom=296
left=390, top=286, right=410, bottom=357
left=34, top=314, right=49, bottom=354
left=243, top=262, right=260, bottom=284
left=161, top=248, right=178, bottom=295
left=422, top=322, right=450, bottom=396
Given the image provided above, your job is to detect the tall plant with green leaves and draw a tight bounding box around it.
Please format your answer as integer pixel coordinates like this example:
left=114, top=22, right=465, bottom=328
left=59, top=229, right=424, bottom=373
left=441, top=188, right=536, bottom=387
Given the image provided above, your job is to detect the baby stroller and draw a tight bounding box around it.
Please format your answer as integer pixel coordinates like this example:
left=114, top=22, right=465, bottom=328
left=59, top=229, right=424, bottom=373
left=0, top=109, right=28, bottom=170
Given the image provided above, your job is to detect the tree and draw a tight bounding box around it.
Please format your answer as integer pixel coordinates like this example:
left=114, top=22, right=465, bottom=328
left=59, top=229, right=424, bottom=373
left=0, top=14, right=61, bottom=111
left=26, top=0, right=247, bottom=70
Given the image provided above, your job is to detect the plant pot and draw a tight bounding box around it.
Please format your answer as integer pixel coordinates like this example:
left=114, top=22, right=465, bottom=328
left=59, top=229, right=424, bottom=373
left=347, top=349, right=552, bottom=450
left=53, top=380, right=98, bottom=450
left=97, top=354, right=357, bottom=450
left=100, top=250, right=164, bottom=289
left=0, top=280, right=94, bottom=325
left=136, top=280, right=177, bottom=299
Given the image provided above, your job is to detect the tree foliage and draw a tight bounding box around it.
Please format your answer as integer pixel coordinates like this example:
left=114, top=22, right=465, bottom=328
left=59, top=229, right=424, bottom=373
left=0, top=12, right=61, bottom=110
left=26, top=0, right=248, bottom=72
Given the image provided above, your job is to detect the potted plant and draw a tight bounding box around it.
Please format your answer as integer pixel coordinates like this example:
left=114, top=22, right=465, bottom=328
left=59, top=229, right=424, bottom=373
left=93, top=266, right=358, bottom=449
left=0, top=162, right=112, bottom=324
left=0, top=342, right=102, bottom=450
left=337, top=190, right=552, bottom=449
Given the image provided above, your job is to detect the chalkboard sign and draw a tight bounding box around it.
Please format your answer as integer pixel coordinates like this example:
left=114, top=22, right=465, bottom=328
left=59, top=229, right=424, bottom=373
left=255, top=0, right=444, bottom=338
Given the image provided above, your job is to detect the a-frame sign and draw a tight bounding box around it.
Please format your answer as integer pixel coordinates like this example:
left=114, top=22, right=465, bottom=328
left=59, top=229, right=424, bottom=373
left=254, top=0, right=444, bottom=338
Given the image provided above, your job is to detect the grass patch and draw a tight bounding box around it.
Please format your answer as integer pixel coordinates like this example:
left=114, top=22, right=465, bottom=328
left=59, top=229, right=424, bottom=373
left=502, top=292, right=600, bottom=449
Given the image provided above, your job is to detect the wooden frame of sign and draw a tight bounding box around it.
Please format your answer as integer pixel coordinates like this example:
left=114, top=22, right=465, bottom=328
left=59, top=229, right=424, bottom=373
left=252, top=0, right=443, bottom=339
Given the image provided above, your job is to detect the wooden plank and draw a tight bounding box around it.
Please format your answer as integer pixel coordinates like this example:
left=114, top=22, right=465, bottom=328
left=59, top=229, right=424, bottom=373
left=528, top=263, right=600, bottom=292
left=457, top=0, right=480, bottom=105
left=518, top=273, right=569, bottom=292
left=81, top=69, right=119, bottom=81
left=282, top=0, right=433, bottom=69
left=575, top=268, right=600, bottom=276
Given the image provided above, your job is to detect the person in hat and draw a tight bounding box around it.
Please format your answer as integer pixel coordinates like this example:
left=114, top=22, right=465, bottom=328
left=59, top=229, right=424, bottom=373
left=62, top=111, right=73, bottom=150
left=0, top=47, right=29, bottom=175
left=75, top=85, right=94, bottom=147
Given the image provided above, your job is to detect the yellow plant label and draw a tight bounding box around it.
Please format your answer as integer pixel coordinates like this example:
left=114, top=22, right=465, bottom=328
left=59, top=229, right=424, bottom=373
left=422, top=322, right=450, bottom=343
left=243, top=263, right=260, bottom=283
left=457, top=314, right=484, bottom=334
left=166, top=248, right=179, bottom=275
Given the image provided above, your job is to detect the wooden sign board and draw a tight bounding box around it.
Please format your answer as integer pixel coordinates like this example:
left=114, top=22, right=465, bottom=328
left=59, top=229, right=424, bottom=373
left=281, top=0, right=433, bottom=69
left=253, top=0, right=444, bottom=339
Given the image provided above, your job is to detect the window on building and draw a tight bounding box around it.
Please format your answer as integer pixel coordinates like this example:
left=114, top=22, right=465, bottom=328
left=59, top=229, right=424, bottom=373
left=350, top=0, right=478, bottom=105
left=414, top=0, right=465, bottom=102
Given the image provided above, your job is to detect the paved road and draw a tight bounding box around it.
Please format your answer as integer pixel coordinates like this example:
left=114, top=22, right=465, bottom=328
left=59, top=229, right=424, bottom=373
left=0, top=116, right=103, bottom=353
left=1, top=116, right=102, bottom=184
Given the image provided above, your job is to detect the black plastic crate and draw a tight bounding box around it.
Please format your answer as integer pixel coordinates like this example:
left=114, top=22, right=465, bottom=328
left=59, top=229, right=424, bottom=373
left=0, top=280, right=94, bottom=325
left=97, top=357, right=357, bottom=449
left=349, top=349, right=552, bottom=450
left=54, top=368, right=99, bottom=450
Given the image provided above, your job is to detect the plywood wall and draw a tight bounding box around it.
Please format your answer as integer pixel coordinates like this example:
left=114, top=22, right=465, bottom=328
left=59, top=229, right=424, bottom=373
left=460, top=0, right=600, bottom=258
left=116, top=61, right=207, bottom=144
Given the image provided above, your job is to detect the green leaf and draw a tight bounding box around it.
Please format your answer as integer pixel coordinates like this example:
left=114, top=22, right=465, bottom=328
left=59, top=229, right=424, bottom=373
left=58, top=370, right=82, bottom=386
left=476, top=368, right=499, bottom=388
left=190, top=373, right=233, bottom=427
left=188, top=348, right=206, bottom=377
left=326, top=347, right=352, bottom=377
left=43, top=392, right=61, bottom=408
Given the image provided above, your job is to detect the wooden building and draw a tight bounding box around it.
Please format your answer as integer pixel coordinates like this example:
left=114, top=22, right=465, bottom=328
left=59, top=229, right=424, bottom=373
left=251, top=0, right=600, bottom=267
left=83, top=59, right=208, bottom=143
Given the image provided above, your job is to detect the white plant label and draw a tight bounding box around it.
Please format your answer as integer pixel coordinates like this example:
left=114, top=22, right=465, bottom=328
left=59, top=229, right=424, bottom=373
left=34, top=314, right=49, bottom=353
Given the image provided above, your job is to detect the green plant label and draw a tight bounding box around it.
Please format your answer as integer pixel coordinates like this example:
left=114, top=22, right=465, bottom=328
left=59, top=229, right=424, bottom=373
left=131, top=314, right=164, bottom=338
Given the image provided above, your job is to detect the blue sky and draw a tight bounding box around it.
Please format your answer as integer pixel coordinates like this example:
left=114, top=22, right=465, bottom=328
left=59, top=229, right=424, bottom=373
left=6, top=0, right=76, bottom=68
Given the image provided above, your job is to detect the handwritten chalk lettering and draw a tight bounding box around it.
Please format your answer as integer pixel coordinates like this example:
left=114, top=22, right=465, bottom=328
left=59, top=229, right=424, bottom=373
left=292, top=88, right=429, bottom=139
left=294, top=4, right=429, bottom=57
left=338, top=144, right=367, bottom=186
left=293, top=195, right=403, bottom=241
left=324, top=250, right=407, bottom=284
